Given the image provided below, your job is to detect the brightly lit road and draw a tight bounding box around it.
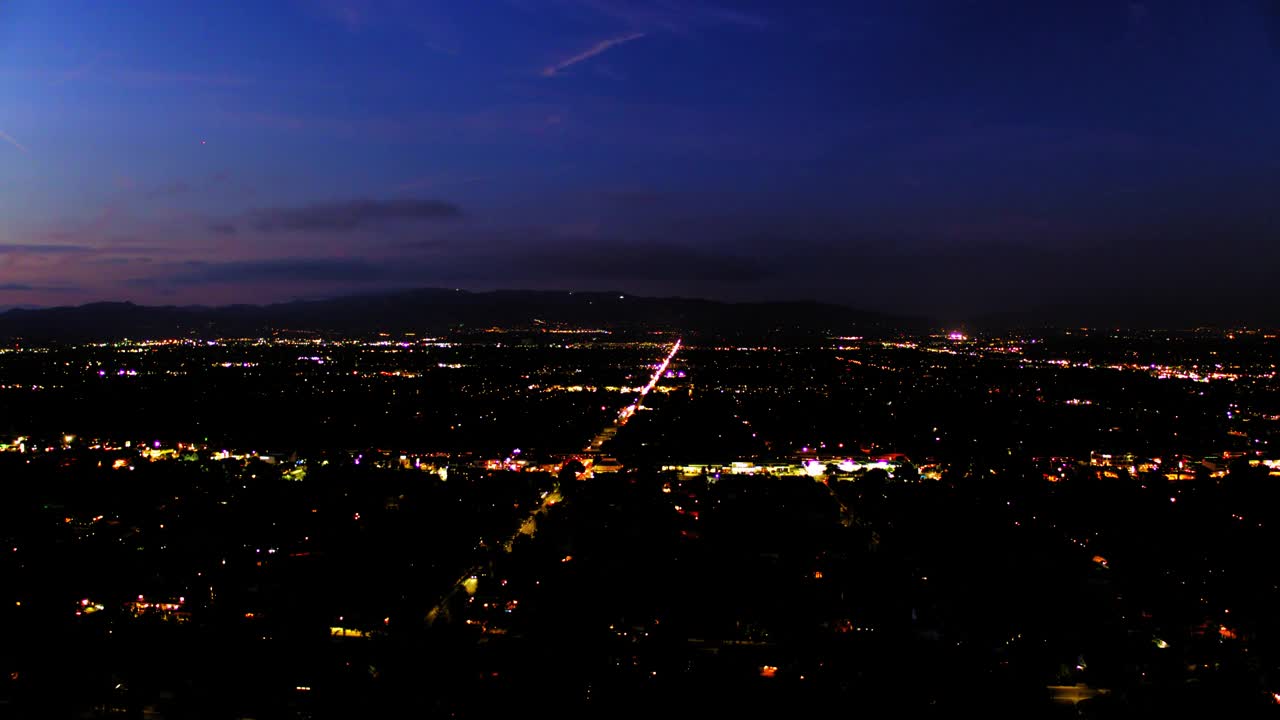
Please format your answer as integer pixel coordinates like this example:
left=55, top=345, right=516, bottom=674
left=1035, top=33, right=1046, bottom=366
left=428, top=338, right=681, bottom=625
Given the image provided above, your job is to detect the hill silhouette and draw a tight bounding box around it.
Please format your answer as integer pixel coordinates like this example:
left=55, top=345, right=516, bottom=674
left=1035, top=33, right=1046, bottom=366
left=0, top=289, right=911, bottom=341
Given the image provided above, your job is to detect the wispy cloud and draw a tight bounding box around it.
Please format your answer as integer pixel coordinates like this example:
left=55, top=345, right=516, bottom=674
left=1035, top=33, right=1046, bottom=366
left=0, top=243, right=90, bottom=255
left=158, top=258, right=391, bottom=285
left=0, top=129, right=28, bottom=153
left=0, top=281, right=74, bottom=293
left=542, top=32, right=646, bottom=77
left=128, top=257, right=415, bottom=287
left=248, top=198, right=463, bottom=232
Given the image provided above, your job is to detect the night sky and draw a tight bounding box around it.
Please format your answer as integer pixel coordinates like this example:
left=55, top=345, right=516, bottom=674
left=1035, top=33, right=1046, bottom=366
left=1, top=1, right=1278, bottom=325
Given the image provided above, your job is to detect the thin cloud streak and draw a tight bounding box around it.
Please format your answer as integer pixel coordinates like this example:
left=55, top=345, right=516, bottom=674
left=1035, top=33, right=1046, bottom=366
left=542, top=32, right=646, bottom=77
left=0, top=129, right=28, bottom=153
left=249, top=198, right=463, bottom=232
left=0, top=244, right=90, bottom=254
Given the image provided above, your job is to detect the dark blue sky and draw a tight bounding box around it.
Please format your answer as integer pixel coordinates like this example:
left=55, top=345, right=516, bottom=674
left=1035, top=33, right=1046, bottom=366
left=2, top=0, right=1277, bottom=324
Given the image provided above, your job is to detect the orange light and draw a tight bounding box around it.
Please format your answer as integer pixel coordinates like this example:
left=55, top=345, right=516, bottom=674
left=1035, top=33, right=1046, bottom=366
left=760, top=665, right=778, bottom=678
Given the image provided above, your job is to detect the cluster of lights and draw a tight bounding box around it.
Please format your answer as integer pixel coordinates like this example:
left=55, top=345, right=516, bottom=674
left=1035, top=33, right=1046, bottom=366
left=615, top=339, right=681, bottom=427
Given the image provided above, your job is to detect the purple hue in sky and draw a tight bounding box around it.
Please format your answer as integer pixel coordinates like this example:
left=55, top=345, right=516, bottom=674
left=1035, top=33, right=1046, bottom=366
left=1, top=0, right=1278, bottom=324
